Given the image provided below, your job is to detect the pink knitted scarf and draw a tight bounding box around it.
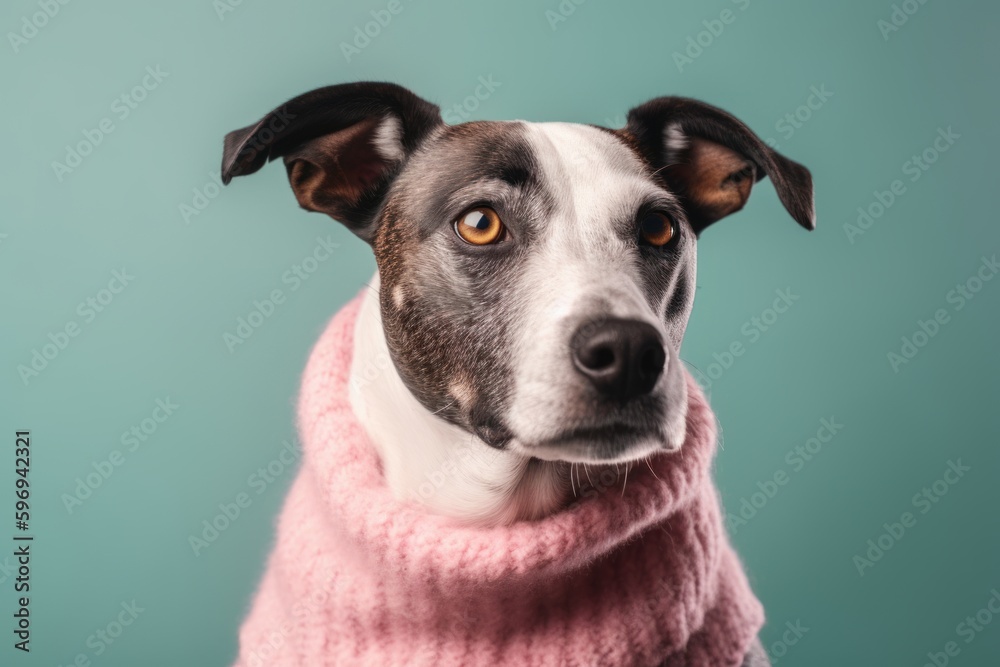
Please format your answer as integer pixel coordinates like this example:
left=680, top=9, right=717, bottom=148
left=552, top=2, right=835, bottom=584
left=234, top=296, right=764, bottom=667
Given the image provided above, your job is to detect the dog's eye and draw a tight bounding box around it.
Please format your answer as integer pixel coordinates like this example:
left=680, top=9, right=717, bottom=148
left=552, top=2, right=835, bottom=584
left=638, top=212, right=676, bottom=247
left=455, top=207, right=504, bottom=245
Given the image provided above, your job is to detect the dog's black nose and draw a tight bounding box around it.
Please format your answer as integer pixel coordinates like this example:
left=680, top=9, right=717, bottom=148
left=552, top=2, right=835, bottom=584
left=571, top=318, right=666, bottom=402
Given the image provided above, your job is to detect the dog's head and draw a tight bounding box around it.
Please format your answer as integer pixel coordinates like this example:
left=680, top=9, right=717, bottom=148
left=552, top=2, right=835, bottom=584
left=223, top=82, right=813, bottom=465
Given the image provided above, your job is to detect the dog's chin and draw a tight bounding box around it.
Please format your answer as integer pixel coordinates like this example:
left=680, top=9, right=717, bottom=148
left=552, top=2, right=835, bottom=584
left=512, top=426, right=683, bottom=465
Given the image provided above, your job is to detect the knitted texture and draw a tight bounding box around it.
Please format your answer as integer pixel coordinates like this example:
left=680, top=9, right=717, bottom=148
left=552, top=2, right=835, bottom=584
left=233, top=295, right=765, bottom=667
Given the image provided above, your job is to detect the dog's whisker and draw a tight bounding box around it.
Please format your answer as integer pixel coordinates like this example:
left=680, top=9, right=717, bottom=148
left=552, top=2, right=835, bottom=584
left=428, top=398, right=457, bottom=416
left=621, top=462, right=629, bottom=498
left=584, top=463, right=594, bottom=488
left=645, top=456, right=663, bottom=483
left=649, top=161, right=680, bottom=178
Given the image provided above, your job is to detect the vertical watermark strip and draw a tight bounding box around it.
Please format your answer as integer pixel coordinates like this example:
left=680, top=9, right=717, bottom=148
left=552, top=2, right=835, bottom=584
left=13, top=430, right=33, bottom=652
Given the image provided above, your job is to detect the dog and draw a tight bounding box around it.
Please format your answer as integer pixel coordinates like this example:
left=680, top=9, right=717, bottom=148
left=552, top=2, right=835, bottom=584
left=222, top=82, right=814, bottom=667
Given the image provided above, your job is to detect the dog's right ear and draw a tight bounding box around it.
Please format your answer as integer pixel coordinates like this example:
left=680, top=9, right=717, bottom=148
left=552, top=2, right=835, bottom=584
left=221, top=82, right=442, bottom=242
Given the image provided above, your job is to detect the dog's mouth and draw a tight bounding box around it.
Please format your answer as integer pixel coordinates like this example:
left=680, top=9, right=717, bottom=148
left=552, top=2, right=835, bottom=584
left=514, top=423, right=671, bottom=464
left=470, top=410, right=673, bottom=464
left=547, top=423, right=656, bottom=448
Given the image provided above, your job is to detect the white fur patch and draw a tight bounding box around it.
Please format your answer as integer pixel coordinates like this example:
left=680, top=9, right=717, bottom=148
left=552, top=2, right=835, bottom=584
left=664, top=123, right=689, bottom=163
left=372, top=115, right=405, bottom=163
left=448, top=379, right=476, bottom=410
left=391, top=283, right=406, bottom=309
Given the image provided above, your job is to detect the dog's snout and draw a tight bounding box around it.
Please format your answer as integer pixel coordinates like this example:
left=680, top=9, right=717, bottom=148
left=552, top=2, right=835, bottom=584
left=571, top=318, right=666, bottom=402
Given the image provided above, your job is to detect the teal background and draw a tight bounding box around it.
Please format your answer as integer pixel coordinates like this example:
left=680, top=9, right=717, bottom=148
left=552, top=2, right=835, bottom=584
left=2, top=0, right=998, bottom=665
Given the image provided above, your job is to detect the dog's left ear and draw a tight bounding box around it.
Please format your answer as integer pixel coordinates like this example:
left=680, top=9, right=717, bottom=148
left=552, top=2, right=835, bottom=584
left=221, top=82, right=442, bottom=242
left=624, top=97, right=815, bottom=234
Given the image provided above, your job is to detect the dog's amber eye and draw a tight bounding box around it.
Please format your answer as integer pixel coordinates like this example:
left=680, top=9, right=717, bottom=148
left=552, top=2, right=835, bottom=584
left=455, top=207, right=504, bottom=245
left=639, top=212, right=675, bottom=247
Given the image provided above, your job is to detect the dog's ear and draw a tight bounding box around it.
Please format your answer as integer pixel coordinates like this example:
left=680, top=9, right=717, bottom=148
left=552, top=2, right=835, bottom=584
left=221, top=82, right=442, bottom=242
left=624, top=96, right=815, bottom=235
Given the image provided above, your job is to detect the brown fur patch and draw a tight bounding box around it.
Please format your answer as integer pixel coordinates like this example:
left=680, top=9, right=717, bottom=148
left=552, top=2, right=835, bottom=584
left=286, top=117, right=389, bottom=216
left=666, top=137, right=754, bottom=222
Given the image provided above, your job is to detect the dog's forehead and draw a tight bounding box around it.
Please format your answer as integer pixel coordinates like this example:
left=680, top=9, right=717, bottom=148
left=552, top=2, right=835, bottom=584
left=519, top=121, right=666, bottom=231
left=523, top=121, right=650, bottom=181
left=421, top=120, right=654, bottom=191
left=395, top=120, right=668, bottom=239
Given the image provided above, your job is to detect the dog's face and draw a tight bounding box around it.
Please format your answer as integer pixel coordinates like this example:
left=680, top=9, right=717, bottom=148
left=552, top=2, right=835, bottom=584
left=223, top=83, right=814, bottom=465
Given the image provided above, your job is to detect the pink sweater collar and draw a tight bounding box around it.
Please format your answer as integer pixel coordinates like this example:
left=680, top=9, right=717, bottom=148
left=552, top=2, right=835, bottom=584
left=235, top=295, right=765, bottom=667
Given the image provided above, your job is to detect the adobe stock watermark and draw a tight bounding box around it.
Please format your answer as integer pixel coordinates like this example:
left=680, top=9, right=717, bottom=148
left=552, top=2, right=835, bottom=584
left=690, top=287, right=800, bottom=391
left=350, top=347, right=392, bottom=393
left=17, top=268, right=135, bottom=386
left=764, top=85, right=834, bottom=150
left=340, top=0, right=416, bottom=63
left=225, top=106, right=296, bottom=176
left=544, top=0, right=589, bottom=32
left=765, top=619, right=810, bottom=664
left=672, top=0, right=752, bottom=73
left=647, top=572, right=809, bottom=664
left=60, top=397, right=180, bottom=514
left=51, top=66, right=170, bottom=182
left=55, top=600, right=144, bottom=666
left=413, top=445, right=489, bottom=503
left=877, top=0, right=933, bottom=41
left=726, top=417, right=845, bottom=535
left=178, top=171, right=224, bottom=224
left=603, top=113, right=626, bottom=130
left=188, top=438, right=300, bottom=556
left=240, top=562, right=342, bottom=665
left=567, top=462, right=630, bottom=505
left=920, top=588, right=1000, bottom=667
left=843, top=126, right=959, bottom=244
left=214, top=0, right=246, bottom=21
left=852, top=459, right=970, bottom=577
left=7, top=0, right=73, bottom=54
left=886, top=254, right=998, bottom=373
left=222, top=236, right=340, bottom=353
left=442, top=75, right=502, bottom=124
